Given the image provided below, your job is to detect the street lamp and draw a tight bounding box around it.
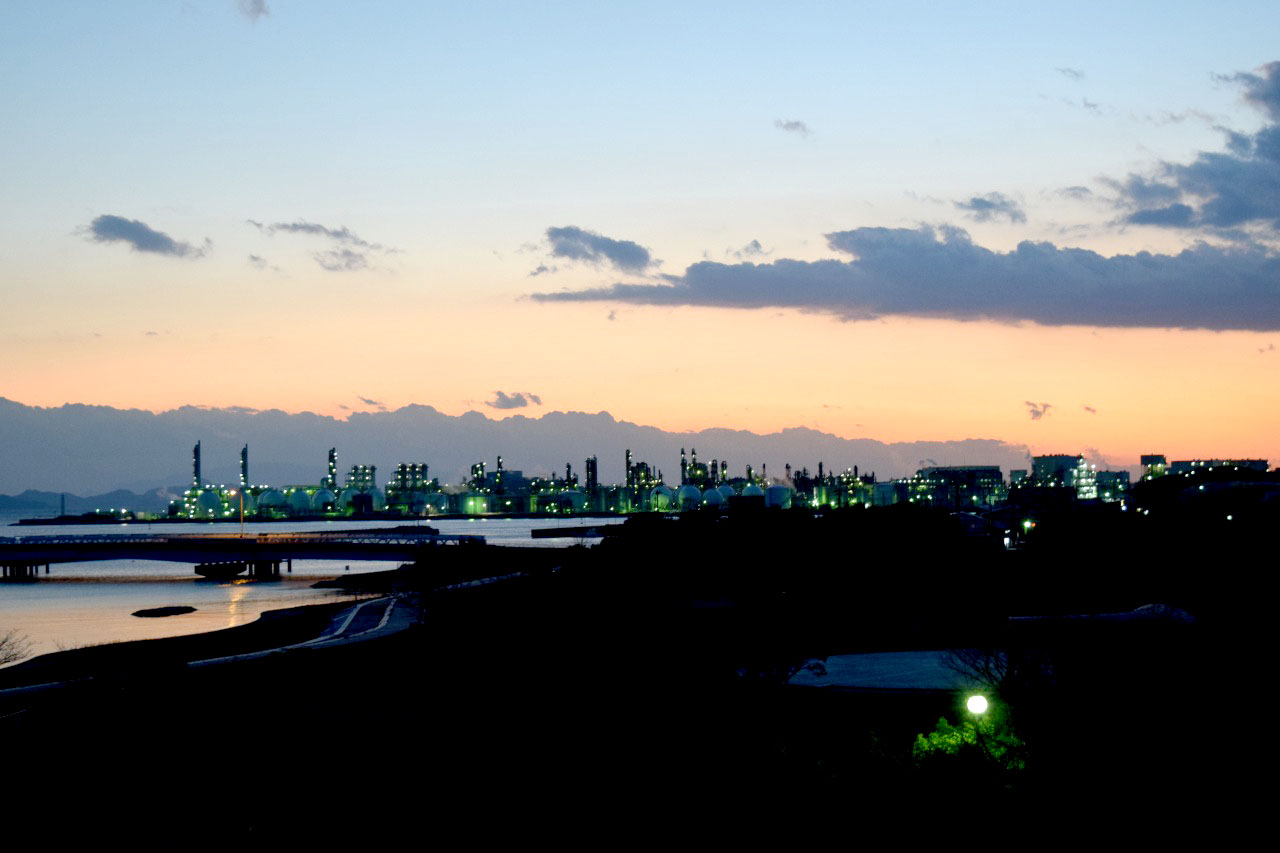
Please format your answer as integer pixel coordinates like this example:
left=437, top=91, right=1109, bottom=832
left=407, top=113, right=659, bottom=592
left=966, top=694, right=989, bottom=715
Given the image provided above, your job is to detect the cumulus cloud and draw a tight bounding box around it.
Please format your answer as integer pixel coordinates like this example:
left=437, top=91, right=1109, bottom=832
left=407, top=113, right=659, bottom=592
left=544, top=226, right=653, bottom=272
left=1110, top=61, right=1280, bottom=232
left=531, top=224, right=1280, bottom=331
left=1025, top=401, right=1053, bottom=420
left=87, top=215, right=206, bottom=258
left=774, top=119, right=811, bottom=137
left=237, top=0, right=269, bottom=21
left=955, top=192, right=1027, bottom=223
left=485, top=391, right=543, bottom=410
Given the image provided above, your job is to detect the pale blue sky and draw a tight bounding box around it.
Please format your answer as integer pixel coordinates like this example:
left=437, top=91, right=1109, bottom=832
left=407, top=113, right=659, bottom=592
left=2, top=1, right=1279, bottom=465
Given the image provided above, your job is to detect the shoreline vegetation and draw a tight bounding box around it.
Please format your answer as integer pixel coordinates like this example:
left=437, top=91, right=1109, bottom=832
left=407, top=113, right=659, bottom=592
left=0, top=505, right=1257, bottom=837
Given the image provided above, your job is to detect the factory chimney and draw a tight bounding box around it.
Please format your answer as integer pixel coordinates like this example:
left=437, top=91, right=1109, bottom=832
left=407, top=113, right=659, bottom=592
left=192, top=441, right=202, bottom=489
left=240, top=445, right=249, bottom=489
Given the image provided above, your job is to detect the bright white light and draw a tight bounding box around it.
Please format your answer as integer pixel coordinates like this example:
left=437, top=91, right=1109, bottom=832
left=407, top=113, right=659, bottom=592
left=966, top=695, right=989, bottom=714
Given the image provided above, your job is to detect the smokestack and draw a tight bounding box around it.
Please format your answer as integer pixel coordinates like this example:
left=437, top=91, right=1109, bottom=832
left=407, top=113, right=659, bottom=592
left=240, top=445, right=249, bottom=489
left=193, top=441, right=201, bottom=489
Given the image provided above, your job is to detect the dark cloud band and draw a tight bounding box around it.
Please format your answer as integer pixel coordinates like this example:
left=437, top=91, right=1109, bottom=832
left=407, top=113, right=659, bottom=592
left=531, top=225, right=1280, bottom=331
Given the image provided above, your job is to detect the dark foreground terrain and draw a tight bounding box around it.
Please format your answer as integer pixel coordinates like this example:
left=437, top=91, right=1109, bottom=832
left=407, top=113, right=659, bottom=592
left=1, top=503, right=1260, bottom=840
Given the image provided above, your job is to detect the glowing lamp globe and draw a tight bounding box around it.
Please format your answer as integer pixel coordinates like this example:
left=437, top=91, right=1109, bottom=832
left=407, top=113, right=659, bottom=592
left=966, top=695, right=989, bottom=715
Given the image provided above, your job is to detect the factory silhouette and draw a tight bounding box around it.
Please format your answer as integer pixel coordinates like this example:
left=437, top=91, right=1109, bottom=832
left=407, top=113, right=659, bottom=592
left=166, top=440, right=1270, bottom=523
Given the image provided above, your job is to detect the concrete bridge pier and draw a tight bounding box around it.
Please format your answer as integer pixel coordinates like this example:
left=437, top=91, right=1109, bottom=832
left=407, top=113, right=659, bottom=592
left=247, top=560, right=281, bottom=579
left=1, top=562, right=44, bottom=581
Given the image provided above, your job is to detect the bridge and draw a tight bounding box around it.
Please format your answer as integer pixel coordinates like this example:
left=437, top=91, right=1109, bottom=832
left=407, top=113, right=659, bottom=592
left=0, top=528, right=485, bottom=580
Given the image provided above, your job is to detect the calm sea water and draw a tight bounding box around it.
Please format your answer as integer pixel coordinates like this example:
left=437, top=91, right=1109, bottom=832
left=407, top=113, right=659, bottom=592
left=0, top=513, right=622, bottom=663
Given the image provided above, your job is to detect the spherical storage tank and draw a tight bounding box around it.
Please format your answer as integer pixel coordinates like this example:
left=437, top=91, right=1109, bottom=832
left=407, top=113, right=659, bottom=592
left=225, top=490, right=257, bottom=513
left=649, top=484, right=675, bottom=510
left=717, top=485, right=736, bottom=501
left=195, top=489, right=224, bottom=517
left=765, top=484, right=793, bottom=509
left=257, top=489, right=286, bottom=511
left=701, top=488, right=724, bottom=509
left=741, top=483, right=765, bottom=498
left=312, top=488, right=336, bottom=511
left=676, top=484, right=702, bottom=511
left=287, top=489, right=313, bottom=514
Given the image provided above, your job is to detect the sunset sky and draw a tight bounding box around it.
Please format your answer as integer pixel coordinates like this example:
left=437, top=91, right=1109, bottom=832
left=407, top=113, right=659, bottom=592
left=3, top=1, right=1278, bottom=470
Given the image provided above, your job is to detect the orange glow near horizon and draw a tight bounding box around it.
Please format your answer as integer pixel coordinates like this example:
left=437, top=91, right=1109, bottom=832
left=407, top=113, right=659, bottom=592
left=5, top=299, right=1277, bottom=469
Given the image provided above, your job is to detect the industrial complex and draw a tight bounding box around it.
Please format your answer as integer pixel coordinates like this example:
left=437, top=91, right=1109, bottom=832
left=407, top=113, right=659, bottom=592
left=168, top=442, right=1270, bottom=522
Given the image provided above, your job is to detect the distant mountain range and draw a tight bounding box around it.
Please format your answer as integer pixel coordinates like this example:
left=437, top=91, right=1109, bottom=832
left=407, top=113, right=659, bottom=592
left=0, top=397, right=1033, bottom=496
left=0, top=488, right=179, bottom=517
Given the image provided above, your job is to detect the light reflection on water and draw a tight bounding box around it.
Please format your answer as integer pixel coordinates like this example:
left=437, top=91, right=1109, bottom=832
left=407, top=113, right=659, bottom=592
left=0, top=515, right=621, bottom=664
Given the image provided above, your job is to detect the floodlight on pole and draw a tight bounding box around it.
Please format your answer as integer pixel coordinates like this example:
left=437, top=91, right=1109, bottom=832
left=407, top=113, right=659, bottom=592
left=966, top=694, right=989, bottom=715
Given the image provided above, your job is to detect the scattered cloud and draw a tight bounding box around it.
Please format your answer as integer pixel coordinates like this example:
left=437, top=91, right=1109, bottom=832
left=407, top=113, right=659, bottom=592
left=774, top=119, right=811, bottom=137
left=607, top=310, right=617, bottom=321
left=532, top=224, right=1280, bottom=331
left=247, top=253, right=283, bottom=273
left=1057, top=67, right=1084, bottom=81
left=357, top=395, right=383, bottom=407
left=955, top=192, right=1027, bottom=223
left=1260, top=343, right=1276, bottom=354
left=315, top=249, right=370, bottom=272
left=144, top=331, right=158, bottom=337
left=1059, top=186, right=1093, bottom=200
left=87, top=214, right=206, bottom=258
left=248, top=218, right=395, bottom=273
left=1083, top=405, right=1098, bottom=414
left=729, top=239, right=771, bottom=259
left=1110, top=61, right=1280, bottom=233
left=529, top=263, right=558, bottom=277
left=544, top=226, right=654, bottom=272
left=485, top=391, right=543, bottom=410
left=237, top=0, right=269, bottom=22
left=1025, top=401, right=1053, bottom=420
left=248, top=219, right=383, bottom=250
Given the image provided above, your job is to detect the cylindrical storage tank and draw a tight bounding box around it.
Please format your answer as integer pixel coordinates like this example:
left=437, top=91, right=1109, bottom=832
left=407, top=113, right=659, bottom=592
left=676, top=484, right=702, bottom=511
left=422, top=493, right=449, bottom=514
left=558, top=490, right=588, bottom=512
left=462, top=493, right=488, bottom=514
left=765, top=484, right=794, bottom=509
left=368, top=487, right=386, bottom=511
left=649, top=485, right=674, bottom=511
